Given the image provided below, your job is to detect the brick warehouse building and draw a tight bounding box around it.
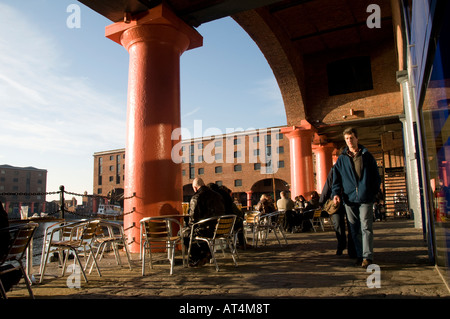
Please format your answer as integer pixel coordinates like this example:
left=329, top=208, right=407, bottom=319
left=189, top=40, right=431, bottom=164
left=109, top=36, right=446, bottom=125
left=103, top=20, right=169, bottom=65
left=94, top=126, right=297, bottom=208
left=0, top=164, right=47, bottom=218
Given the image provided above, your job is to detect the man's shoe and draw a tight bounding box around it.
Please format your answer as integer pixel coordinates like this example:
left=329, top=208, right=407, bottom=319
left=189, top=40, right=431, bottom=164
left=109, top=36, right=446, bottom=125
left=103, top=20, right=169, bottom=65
left=361, top=259, right=372, bottom=268
left=336, top=249, right=343, bottom=256
left=197, top=256, right=209, bottom=267
left=355, top=257, right=363, bottom=266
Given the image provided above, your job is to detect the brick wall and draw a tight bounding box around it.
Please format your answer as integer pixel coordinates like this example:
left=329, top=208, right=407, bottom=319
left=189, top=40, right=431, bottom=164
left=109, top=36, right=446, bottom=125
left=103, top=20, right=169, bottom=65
left=304, top=39, right=402, bottom=124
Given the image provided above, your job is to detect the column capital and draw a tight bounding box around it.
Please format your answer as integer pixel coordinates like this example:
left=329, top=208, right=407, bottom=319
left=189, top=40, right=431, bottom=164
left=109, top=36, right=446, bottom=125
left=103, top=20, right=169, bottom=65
left=312, top=143, right=336, bottom=152
left=105, top=3, right=202, bottom=51
left=280, top=120, right=317, bottom=138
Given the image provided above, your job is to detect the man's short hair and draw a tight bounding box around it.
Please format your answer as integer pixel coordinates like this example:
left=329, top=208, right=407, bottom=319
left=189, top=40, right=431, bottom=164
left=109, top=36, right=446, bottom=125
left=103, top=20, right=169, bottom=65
left=193, top=177, right=205, bottom=188
left=343, top=127, right=358, bottom=138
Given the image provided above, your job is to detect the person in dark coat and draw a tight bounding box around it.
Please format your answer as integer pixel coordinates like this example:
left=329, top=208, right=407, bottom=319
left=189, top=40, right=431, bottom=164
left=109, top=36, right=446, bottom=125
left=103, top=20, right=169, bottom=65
left=255, top=194, right=275, bottom=215
left=331, top=127, right=381, bottom=268
left=185, top=178, right=225, bottom=267
left=319, top=166, right=356, bottom=257
left=217, top=185, right=246, bottom=248
left=0, top=200, right=10, bottom=257
left=0, top=200, right=22, bottom=293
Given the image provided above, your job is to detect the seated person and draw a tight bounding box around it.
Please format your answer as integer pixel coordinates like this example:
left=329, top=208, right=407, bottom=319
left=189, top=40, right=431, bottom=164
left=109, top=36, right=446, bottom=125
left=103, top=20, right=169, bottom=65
left=255, top=194, right=275, bottom=215
left=0, top=200, right=22, bottom=293
left=184, top=178, right=225, bottom=267
left=277, top=191, right=295, bottom=231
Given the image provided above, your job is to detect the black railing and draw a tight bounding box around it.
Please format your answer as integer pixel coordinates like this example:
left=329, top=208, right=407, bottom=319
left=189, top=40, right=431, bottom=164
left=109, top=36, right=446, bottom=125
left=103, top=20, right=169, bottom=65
left=0, top=185, right=136, bottom=220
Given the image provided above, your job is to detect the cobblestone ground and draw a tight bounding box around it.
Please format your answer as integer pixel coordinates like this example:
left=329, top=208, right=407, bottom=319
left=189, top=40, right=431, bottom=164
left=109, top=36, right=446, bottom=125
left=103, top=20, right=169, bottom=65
left=5, top=219, right=450, bottom=302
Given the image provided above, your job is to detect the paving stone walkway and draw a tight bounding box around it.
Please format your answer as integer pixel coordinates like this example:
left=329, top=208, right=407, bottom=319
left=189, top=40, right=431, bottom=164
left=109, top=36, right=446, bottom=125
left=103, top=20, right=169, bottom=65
left=6, top=219, right=450, bottom=304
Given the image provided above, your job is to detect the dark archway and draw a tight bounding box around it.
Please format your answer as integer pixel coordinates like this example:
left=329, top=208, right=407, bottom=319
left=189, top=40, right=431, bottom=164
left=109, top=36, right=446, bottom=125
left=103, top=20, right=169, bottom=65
left=250, top=177, right=289, bottom=207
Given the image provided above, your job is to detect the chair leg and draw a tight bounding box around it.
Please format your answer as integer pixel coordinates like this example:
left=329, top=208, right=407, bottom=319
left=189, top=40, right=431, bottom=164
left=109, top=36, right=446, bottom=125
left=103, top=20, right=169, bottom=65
left=0, top=279, right=8, bottom=299
left=141, top=244, right=146, bottom=276
left=123, top=239, right=133, bottom=270
left=89, top=243, right=102, bottom=274
left=85, top=248, right=101, bottom=277
left=19, top=263, right=35, bottom=299
left=169, top=242, right=175, bottom=275
left=208, top=242, right=219, bottom=272
left=39, top=238, right=49, bottom=276
left=39, top=244, right=52, bottom=283
left=233, top=232, right=240, bottom=258
left=66, top=249, right=88, bottom=283
left=279, top=227, right=288, bottom=244
left=227, top=239, right=238, bottom=267
left=310, top=219, right=317, bottom=232
left=111, top=242, right=122, bottom=265
left=181, top=241, right=187, bottom=268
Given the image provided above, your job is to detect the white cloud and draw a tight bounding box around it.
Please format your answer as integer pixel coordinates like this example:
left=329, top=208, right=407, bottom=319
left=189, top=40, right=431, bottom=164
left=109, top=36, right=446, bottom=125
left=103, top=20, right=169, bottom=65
left=0, top=3, right=126, bottom=200
left=182, top=106, right=201, bottom=119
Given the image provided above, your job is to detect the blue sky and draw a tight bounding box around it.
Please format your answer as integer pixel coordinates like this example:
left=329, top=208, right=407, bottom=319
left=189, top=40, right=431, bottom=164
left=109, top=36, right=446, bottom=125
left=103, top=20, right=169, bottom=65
left=0, top=0, right=286, bottom=201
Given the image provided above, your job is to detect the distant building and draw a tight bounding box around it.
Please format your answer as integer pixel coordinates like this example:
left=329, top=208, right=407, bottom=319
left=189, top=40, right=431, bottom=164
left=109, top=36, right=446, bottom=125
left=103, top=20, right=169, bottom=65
left=93, top=149, right=126, bottom=200
left=93, top=126, right=293, bottom=208
left=0, top=164, right=47, bottom=218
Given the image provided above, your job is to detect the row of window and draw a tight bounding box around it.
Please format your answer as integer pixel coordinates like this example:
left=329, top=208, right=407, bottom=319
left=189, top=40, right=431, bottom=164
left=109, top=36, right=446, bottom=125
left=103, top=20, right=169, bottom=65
left=0, top=185, right=42, bottom=195
left=98, top=154, right=125, bottom=163
left=182, top=133, right=284, bottom=153
left=211, top=180, right=242, bottom=187
left=183, top=160, right=285, bottom=178
left=97, top=154, right=125, bottom=176
left=97, top=175, right=124, bottom=186
left=183, top=146, right=285, bottom=163
left=1, top=170, right=42, bottom=176
left=0, top=177, right=44, bottom=184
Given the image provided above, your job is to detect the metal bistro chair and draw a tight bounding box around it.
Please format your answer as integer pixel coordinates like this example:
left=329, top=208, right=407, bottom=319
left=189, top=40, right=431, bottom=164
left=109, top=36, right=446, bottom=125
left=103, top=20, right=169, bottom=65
left=140, top=217, right=185, bottom=275
left=188, top=215, right=238, bottom=272
left=39, top=219, right=87, bottom=278
left=311, top=209, right=325, bottom=232
left=0, top=223, right=39, bottom=299
left=243, top=211, right=263, bottom=247
left=39, top=219, right=101, bottom=283
left=259, top=211, right=288, bottom=246
left=88, top=220, right=132, bottom=274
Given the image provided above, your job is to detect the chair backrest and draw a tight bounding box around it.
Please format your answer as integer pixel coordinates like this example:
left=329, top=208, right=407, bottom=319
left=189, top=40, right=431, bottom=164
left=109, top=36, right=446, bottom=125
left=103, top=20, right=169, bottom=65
left=245, top=211, right=260, bottom=224
left=142, top=218, right=174, bottom=241
left=313, top=209, right=322, bottom=218
left=0, top=223, right=38, bottom=263
left=59, top=220, right=88, bottom=241
left=214, top=215, right=236, bottom=240
left=79, top=220, right=101, bottom=243
left=98, top=220, right=124, bottom=237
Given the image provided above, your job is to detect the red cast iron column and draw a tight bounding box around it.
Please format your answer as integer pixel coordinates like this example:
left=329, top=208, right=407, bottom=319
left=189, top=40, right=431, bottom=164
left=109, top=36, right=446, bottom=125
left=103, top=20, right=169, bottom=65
left=106, top=5, right=202, bottom=253
left=281, top=121, right=316, bottom=200
left=312, top=143, right=335, bottom=193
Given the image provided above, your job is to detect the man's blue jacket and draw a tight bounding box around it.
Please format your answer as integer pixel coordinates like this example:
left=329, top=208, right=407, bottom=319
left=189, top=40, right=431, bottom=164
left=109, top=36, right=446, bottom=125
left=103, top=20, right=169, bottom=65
left=331, top=144, right=381, bottom=205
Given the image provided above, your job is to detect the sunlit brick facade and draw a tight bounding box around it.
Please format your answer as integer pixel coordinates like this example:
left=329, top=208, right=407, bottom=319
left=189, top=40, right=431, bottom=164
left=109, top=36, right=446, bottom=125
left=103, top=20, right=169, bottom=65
left=93, top=126, right=294, bottom=207
left=0, top=164, right=47, bottom=217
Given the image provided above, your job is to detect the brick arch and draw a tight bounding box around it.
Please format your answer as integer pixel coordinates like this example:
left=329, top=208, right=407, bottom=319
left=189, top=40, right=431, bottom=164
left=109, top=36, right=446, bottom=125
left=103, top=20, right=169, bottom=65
left=232, top=9, right=306, bottom=126
left=250, top=177, right=290, bottom=193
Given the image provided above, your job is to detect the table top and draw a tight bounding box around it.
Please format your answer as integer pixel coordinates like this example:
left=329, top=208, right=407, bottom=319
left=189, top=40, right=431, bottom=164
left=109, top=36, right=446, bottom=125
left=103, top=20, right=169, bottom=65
left=141, top=214, right=189, bottom=220
left=9, top=217, right=65, bottom=224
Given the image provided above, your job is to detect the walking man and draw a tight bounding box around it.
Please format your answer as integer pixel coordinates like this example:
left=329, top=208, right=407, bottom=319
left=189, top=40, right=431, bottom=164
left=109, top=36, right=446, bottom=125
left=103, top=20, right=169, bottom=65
left=331, top=127, right=381, bottom=268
